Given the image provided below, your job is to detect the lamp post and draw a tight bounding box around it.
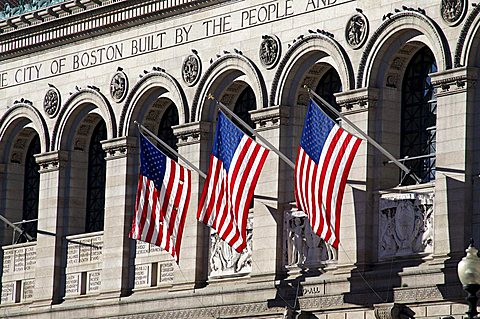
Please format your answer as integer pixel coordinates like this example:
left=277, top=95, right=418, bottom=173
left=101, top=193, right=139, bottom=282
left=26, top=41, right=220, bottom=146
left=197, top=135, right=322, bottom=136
left=458, top=240, right=480, bottom=319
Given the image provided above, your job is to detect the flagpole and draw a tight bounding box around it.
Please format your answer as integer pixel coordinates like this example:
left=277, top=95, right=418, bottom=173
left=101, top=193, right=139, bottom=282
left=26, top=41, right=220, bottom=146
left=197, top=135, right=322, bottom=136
left=0, top=215, right=34, bottom=242
left=134, top=121, right=207, bottom=179
left=208, top=94, right=296, bottom=169
left=305, top=86, right=421, bottom=184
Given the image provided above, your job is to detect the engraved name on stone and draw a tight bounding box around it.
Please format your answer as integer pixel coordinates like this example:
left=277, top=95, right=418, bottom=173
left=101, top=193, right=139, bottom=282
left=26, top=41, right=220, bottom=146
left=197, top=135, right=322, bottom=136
left=134, top=264, right=150, bottom=287
left=136, top=241, right=149, bottom=256
left=65, top=274, right=80, bottom=295
left=0, top=0, right=350, bottom=88
left=67, top=242, right=80, bottom=264
left=88, top=271, right=101, bottom=292
left=79, top=240, right=91, bottom=264
left=160, top=262, right=174, bottom=282
left=91, top=237, right=103, bottom=262
left=1, top=282, right=15, bottom=303
left=14, top=248, right=25, bottom=272
left=25, top=246, right=36, bottom=271
left=3, top=250, right=13, bottom=274
left=22, top=280, right=35, bottom=300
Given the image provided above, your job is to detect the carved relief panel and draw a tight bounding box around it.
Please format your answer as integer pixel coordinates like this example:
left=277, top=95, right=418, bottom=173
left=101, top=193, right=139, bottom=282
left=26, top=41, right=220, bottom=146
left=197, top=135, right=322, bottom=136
left=209, top=213, right=253, bottom=278
left=378, top=192, right=434, bottom=259
left=284, top=208, right=337, bottom=269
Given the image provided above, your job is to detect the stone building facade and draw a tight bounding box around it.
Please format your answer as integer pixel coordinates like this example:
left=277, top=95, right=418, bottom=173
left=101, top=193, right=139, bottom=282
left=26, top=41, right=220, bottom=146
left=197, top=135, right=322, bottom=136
left=0, top=0, right=478, bottom=318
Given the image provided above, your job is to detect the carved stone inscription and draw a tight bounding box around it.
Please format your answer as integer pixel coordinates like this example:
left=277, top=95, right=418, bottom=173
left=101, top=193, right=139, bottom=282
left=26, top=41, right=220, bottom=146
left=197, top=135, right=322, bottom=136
left=14, top=248, right=25, bottom=272
left=22, top=280, right=34, bottom=301
left=1, top=282, right=14, bottom=304
left=3, top=250, right=13, bottom=274
left=134, top=264, right=151, bottom=287
left=65, top=274, right=80, bottom=295
left=159, top=262, right=174, bottom=283
left=284, top=209, right=337, bottom=268
left=379, top=192, right=434, bottom=259
left=88, top=271, right=101, bottom=292
left=67, top=235, right=103, bottom=265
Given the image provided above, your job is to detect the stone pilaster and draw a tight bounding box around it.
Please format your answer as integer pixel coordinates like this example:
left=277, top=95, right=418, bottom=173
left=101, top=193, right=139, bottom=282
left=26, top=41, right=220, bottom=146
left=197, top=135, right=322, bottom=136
left=248, top=105, right=291, bottom=282
left=430, top=67, right=479, bottom=260
left=171, top=121, right=211, bottom=289
left=31, top=150, right=68, bottom=306
left=335, top=88, right=378, bottom=270
left=99, top=136, right=137, bottom=298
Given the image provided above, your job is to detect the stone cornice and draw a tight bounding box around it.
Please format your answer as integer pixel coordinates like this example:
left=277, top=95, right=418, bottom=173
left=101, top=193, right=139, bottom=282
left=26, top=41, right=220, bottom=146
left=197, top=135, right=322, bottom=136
left=430, top=67, right=479, bottom=96
left=34, top=150, right=68, bottom=172
left=101, top=136, right=137, bottom=160
left=335, top=87, right=379, bottom=113
left=250, top=106, right=290, bottom=132
left=174, top=121, right=211, bottom=147
left=0, top=0, right=228, bottom=60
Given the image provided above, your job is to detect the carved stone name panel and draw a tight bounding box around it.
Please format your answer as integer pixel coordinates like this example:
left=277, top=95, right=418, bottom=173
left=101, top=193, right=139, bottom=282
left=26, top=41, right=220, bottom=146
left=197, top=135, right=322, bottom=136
left=1, top=244, right=36, bottom=304
left=22, top=279, right=34, bottom=301
left=209, top=214, right=253, bottom=278
left=159, top=262, right=174, bottom=283
left=87, top=271, right=101, bottom=293
left=1, top=282, right=14, bottom=304
left=65, top=273, right=80, bottom=295
left=378, top=192, right=434, bottom=259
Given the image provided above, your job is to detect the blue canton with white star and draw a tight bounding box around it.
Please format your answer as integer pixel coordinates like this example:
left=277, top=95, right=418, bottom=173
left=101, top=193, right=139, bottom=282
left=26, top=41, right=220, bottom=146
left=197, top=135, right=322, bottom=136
left=300, top=100, right=335, bottom=164
left=140, top=134, right=167, bottom=190
left=212, top=112, right=244, bottom=171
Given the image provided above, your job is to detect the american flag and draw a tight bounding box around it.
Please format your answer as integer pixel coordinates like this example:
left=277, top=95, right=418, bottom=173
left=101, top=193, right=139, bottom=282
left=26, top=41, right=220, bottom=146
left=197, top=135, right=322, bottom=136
left=295, top=100, right=361, bottom=249
left=129, top=133, right=191, bottom=262
left=197, top=111, right=269, bottom=253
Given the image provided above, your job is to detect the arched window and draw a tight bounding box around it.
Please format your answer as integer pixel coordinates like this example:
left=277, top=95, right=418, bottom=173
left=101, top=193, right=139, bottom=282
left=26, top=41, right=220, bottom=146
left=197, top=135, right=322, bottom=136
left=85, top=121, right=107, bottom=233
left=20, top=135, right=40, bottom=242
left=401, top=47, right=437, bottom=185
left=233, top=86, right=256, bottom=135
left=315, top=68, right=342, bottom=120
left=157, top=104, right=179, bottom=158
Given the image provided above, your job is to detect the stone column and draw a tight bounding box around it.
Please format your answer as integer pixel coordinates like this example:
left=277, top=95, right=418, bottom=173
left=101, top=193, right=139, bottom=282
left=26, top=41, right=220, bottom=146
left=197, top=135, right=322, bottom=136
left=248, top=106, right=291, bottom=282
left=171, top=122, right=211, bottom=289
left=31, top=150, right=68, bottom=306
left=430, top=67, right=478, bottom=261
left=335, top=88, right=378, bottom=270
left=99, top=136, right=137, bottom=298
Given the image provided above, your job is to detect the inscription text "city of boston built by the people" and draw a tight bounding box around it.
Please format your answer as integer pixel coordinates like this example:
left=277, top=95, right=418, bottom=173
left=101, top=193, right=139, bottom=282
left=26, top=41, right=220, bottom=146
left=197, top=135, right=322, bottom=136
left=0, top=0, right=342, bottom=88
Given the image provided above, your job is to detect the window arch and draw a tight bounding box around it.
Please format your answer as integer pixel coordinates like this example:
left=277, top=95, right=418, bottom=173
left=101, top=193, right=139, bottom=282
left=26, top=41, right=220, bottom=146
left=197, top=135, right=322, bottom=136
left=315, top=68, right=342, bottom=120
left=85, top=121, right=107, bottom=233
left=157, top=104, right=179, bottom=157
left=233, top=86, right=256, bottom=135
left=20, top=135, right=40, bottom=242
left=401, top=46, right=437, bottom=185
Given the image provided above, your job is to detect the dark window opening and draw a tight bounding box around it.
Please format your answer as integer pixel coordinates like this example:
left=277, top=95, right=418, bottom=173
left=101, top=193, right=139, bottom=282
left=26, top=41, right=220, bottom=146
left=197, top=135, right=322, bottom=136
left=314, top=68, right=342, bottom=121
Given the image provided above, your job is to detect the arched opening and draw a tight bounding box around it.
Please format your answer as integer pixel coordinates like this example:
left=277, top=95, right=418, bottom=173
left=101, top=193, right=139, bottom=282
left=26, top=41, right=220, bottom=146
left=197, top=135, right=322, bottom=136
left=314, top=67, right=342, bottom=120
left=400, top=47, right=437, bottom=185
left=19, top=135, right=40, bottom=242
left=233, top=86, right=256, bottom=135
left=85, top=121, right=107, bottom=233
left=157, top=103, right=179, bottom=156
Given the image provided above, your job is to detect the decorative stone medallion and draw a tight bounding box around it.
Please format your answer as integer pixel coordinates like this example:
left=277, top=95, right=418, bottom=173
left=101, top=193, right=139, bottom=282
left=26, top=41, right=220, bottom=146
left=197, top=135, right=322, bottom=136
left=345, top=11, right=369, bottom=49
left=110, top=67, right=128, bottom=102
left=43, top=84, right=61, bottom=118
left=378, top=192, right=434, bottom=259
left=182, top=52, right=201, bottom=86
left=259, top=34, right=281, bottom=69
left=441, top=0, right=466, bottom=26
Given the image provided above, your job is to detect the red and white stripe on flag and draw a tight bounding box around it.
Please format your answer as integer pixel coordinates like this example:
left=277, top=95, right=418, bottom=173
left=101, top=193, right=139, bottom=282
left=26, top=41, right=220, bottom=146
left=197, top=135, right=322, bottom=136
left=129, top=134, right=191, bottom=262
left=197, top=112, right=269, bottom=253
left=295, top=100, right=361, bottom=249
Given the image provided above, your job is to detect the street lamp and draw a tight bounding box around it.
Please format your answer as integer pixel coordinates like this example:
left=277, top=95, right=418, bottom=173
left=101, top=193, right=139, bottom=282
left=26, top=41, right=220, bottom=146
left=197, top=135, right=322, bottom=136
left=458, top=240, right=480, bottom=319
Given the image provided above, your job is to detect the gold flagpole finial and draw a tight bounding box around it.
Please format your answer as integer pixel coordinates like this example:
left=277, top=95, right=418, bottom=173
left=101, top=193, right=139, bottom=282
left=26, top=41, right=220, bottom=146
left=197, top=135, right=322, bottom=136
left=207, top=93, right=215, bottom=100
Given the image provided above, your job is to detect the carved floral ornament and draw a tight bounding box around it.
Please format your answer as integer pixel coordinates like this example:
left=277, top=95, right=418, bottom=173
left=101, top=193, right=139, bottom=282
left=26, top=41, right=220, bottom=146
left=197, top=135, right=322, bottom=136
left=110, top=67, right=129, bottom=103
left=441, top=0, right=467, bottom=26
left=345, top=10, right=369, bottom=49
left=43, top=83, right=61, bottom=118
left=259, top=34, right=281, bottom=69
left=182, top=51, right=201, bottom=86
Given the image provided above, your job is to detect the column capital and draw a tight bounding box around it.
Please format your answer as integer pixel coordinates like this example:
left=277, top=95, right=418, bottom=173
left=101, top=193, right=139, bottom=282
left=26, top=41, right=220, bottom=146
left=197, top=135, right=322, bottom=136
left=430, top=66, right=479, bottom=96
left=34, top=150, right=69, bottom=173
left=250, top=105, right=290, bottom=131
left=335, top=87, right=379, bottom=113
left=101, top=136, right=137, bottom=160
left=174, top=121, right=212, bottom=147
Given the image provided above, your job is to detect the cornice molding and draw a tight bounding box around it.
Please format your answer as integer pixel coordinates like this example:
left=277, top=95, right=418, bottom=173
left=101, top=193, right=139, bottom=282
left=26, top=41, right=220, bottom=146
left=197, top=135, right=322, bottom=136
left=0, top=0, right=228, bottom=60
